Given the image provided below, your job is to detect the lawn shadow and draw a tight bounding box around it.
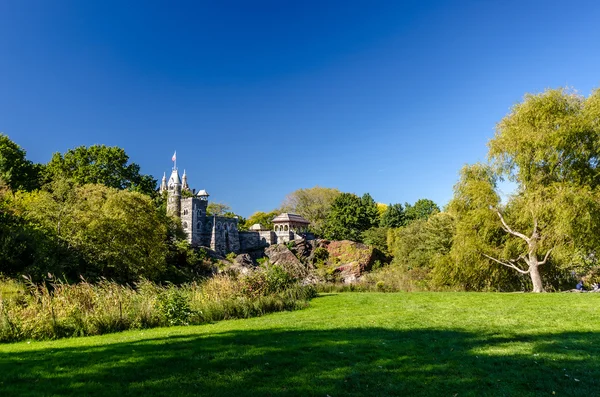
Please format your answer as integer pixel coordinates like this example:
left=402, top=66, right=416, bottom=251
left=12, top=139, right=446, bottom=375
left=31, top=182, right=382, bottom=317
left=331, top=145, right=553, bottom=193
left=1, top=327, right=600, bottom=396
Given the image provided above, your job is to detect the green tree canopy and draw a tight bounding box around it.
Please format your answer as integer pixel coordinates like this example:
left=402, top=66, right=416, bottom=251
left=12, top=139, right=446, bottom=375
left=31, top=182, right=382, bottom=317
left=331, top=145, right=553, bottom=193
left=405, top=199, right=440, bottom=223
left=448, top=88, right=600, bottom=292
left=45, top=145, right=156, bottom=195
left=243, top=210, right=279, bottom=231
left=280, top=186, right=341, bottom=236
left=380, top=203, right=406, bottom=228
left=323, top=192, right=379, bottom=241
left=206, top=202, right=232, bottom=216
left=0, top=133, right=41, bottom=191
left=23, top=182, right=168, bottom=282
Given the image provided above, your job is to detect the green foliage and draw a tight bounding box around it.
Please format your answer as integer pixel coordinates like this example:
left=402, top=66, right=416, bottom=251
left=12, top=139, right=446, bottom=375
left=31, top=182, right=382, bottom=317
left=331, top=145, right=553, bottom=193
left=21, top=182, right=168, bottom=282
left=361, top=227, right=390, bottom=253
left=206, top=202, right=231, bottom=216
left=44, top=145, right=156, bottom=196
left=404, top=198, right=440, bottom=223
left=0, top=133, right=41, bottom=191
left=323, top=192, right=379, bottom=242
left=280, top=186, right=341, bottom=236
left=243, top=210, right=279, bottom=231
left=380, top=203, right=405, bottom=227
left=157, top=287, right=193, bottom=326
left=390, top=212, right=455, bottom=271
left=225, top=252, right=237, bottom=262
left=240, top=265, right=296, bottom=298
left=312, top=247, right=329, bottom=265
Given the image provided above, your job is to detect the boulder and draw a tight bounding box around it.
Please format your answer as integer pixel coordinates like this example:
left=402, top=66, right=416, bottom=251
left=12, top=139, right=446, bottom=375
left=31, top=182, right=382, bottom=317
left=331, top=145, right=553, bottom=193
left=264, top=244, right=308, bottom=278
left=326, top=240, right=387, bottom=283
left=234, top=253, right=257, bottom=268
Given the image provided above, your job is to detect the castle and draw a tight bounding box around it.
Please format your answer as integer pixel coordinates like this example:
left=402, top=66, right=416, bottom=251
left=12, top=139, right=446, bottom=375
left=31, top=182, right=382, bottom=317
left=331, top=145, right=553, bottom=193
left=159, top=166, right=311, bottom=256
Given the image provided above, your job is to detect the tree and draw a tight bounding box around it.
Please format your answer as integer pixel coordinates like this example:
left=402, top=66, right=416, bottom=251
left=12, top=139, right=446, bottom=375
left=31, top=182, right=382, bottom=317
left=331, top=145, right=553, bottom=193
left=404, top=199, right=440, bottom=223
left=206, top=202, right=232, bottom=216
left=243, top=210, right=279, bottom=231
left=44, top=145, right=156, bottom=196
left=323, top=193, right=379, bottom=241
left=380, top=203, right=406, bottom=228
left=0, top=133, right=41, bottom=191
left=436, top=164, right=527, bottom=291
left=466, top=88, right=600, bottom=292
left=280, top=186, right=341, bottom=236
left=388, top=212, right=455, bottom=272
left=24, top=183, right=168, bottom=282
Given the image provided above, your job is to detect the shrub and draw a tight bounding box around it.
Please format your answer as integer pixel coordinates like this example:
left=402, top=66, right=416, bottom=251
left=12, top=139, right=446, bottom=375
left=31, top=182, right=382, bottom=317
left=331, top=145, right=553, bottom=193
left=157, top=287, right=192, bottom=326
left=312, top=247, right=329, bottom=265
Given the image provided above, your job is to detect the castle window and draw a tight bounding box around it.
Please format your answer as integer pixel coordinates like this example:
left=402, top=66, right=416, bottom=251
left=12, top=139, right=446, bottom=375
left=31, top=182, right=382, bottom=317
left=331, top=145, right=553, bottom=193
left=284, top=225, right=289, bottom=231
left=183, top=222, right=188, bottom=229
left=183, top=209, right=188, bottom=215
left=217, top=222, right=222, bottom=230
left=197, top=222, right=201, bottom=229
left=274, top=225, right=279, bottom=232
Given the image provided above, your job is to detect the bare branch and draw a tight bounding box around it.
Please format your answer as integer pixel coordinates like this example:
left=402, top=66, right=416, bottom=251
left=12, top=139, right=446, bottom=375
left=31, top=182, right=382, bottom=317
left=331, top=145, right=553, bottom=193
left=531, top=209, right=538, bottom=238
left=538, top=248, right=553, bottom=266
left=493, top=208, right=530, bottom=243
left=482, top=253, right=531, bottom=274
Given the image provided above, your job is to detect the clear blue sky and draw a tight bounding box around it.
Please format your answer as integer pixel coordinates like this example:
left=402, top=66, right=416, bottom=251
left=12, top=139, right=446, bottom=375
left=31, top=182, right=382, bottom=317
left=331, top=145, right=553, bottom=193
left=1, top=0, right=599, bottom=216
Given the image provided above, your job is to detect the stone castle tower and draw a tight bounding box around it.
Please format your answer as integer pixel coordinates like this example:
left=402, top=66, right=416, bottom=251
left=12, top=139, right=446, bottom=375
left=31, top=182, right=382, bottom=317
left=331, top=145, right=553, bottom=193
left=160, top=166, right=240, bottom=255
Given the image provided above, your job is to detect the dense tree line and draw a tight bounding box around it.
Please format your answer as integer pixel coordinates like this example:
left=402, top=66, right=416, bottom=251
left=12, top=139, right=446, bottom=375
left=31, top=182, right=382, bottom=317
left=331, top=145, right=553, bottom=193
left=0, top=138, right=206, bottom=283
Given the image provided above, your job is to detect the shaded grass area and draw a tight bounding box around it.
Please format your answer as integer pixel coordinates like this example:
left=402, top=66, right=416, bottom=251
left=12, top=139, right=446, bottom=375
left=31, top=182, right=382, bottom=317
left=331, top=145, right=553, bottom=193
left=2, top=292, right=600, bottom=396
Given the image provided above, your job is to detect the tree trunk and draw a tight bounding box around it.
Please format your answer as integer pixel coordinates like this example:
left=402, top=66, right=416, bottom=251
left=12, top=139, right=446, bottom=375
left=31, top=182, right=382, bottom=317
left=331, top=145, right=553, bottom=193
left=529, top=262, right=545, bottom=293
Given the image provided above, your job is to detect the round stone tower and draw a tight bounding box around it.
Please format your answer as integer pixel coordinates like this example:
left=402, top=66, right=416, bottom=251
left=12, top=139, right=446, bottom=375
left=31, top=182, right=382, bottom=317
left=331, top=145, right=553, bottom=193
left=166, top=168, right=182, bottom=217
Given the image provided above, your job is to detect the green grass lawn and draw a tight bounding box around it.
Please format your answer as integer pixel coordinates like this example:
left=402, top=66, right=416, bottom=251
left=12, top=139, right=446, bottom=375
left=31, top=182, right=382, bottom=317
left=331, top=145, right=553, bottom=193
left=2, top=292, right=600, bottom=396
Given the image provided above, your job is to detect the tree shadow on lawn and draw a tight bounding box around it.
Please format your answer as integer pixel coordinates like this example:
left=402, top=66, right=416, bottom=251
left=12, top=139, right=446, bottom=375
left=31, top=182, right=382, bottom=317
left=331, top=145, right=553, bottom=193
left=1, top=327, right=600, bottom=397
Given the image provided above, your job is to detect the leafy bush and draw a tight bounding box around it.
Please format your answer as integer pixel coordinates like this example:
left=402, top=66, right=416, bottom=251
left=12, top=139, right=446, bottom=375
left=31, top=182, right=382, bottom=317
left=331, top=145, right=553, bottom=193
left=157, top=287, right=192, bottom=326
left=312, top=247, right=329, bottom=265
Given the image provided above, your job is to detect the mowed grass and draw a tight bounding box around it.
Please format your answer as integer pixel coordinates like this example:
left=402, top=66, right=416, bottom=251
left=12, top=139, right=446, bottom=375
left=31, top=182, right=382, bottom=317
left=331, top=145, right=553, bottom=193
left=2, top=292, right=600, bottom=396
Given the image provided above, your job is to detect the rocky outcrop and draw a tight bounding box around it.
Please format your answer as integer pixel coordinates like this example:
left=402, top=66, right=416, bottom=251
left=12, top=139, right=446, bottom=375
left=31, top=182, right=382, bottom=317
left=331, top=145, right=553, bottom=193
left=221, top=253, right=257, bottom=276
left=264, top=244, right=309, bottom=278
left=324, top=240, right=388, bottom=284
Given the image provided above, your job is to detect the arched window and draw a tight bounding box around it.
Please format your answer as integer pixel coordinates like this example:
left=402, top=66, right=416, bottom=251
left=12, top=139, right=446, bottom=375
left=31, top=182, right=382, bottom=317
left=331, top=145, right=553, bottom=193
left=217, top=222, right=222, bottom=230
left=197, top=222, right=202, bottom=230
left=284, top=225, right=289, bottom=231
left=183, top=209, right=188, bottom=215
left=183, top=222, right=188, bottom=229
left=274, top=225, right=279, bottom=232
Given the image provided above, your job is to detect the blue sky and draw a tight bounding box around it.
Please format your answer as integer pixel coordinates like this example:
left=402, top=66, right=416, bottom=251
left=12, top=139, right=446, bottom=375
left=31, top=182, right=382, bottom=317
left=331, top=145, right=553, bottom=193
left=1, top=0, right=599, bottom=216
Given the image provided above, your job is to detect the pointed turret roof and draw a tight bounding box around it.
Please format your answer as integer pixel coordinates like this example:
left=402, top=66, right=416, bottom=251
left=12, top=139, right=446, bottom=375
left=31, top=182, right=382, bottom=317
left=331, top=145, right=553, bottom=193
left=168, top=168, right=181, bottom=186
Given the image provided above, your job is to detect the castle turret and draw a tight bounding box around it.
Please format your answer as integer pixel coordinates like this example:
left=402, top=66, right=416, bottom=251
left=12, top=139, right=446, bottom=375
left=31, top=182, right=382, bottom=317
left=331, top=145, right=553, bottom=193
left=159, top=172, right=167, bottom=193
left=182, top=169, right=190, bottom=191
left=166, top=168, right=182, bottom=217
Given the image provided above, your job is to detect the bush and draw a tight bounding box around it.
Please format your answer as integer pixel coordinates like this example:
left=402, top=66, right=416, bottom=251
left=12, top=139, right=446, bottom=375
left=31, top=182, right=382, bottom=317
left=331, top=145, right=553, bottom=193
left=312, top=247, right=329, bottom=265
left=157, top=287, right=192, bottom=326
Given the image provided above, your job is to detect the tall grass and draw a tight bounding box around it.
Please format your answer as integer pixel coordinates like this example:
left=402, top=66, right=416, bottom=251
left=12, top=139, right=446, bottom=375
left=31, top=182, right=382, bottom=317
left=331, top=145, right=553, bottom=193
left=0, top=271, right=316, bottom=343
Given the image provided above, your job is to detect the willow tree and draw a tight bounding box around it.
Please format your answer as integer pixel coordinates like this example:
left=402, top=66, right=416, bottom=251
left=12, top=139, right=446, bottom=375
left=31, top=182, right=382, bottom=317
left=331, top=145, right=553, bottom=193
left=484, top=88, right=600, bottom=292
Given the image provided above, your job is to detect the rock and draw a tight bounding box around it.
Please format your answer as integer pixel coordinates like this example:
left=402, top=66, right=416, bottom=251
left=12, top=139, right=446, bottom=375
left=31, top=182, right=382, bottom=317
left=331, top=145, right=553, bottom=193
left=291, top=239, right=313, bottom=261
left=234, top=253, right=257, bottom=268
left=326, top=240, right=387, bottom=282
left=264, top=244, right=308, bottom=278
